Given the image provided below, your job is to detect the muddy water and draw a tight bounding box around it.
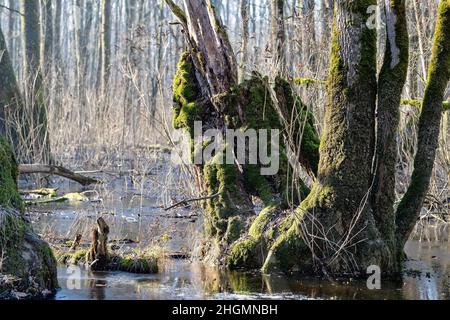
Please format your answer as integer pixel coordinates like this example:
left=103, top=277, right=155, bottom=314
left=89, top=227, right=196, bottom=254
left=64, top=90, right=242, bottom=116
left=20, top=171, right=450, bottom=300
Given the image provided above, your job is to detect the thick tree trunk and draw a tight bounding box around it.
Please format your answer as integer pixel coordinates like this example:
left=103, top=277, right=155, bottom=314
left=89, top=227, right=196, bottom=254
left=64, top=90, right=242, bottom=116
left=167, top=0, right=319, bottom=267
left=0, top=137, right=57, bottom=299
left=263, top=0, right=392, bottom=275
left=395, top=0, right=450, bottom=251
left=0, top=24, right=21, bottom=149
left=371, top=0, right=409, bottom=261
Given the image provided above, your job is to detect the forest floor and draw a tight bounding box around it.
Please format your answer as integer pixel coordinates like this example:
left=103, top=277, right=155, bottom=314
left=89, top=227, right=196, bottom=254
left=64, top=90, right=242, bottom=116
left=18, top=148, right=450, bottom=300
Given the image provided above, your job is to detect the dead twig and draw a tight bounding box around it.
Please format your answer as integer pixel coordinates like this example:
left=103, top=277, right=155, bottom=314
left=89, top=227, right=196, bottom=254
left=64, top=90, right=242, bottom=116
left=164, top=193, right=220, bottom=211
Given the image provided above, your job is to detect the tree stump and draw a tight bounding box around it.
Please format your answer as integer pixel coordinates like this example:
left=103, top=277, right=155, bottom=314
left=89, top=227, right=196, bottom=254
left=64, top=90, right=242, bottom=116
left=86, top=217, right=110, bottom=270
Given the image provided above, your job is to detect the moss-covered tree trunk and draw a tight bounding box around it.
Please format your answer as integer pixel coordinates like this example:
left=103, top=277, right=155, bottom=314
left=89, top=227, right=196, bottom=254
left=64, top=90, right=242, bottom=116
left=395, top=0, right=450, bottom=252
left=0, top=137, right=57, bottom=299
left=167, top=0, right=319, bottom=266
left=262, top=0, right=395, bottom=275
left=168, top=0, right=450, bottom=277
left=0, top=24, right=21, bottom=150
left=371, top=0, right=409, bottom=265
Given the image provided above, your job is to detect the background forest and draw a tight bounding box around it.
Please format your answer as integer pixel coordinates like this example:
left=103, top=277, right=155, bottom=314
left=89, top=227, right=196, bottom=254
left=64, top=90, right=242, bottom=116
left=1, top=0, right=448, bottom=205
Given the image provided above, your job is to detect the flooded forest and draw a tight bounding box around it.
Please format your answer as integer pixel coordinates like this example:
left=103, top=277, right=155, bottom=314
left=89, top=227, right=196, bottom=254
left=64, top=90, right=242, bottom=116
left=0, top=0, right=450, bottom=301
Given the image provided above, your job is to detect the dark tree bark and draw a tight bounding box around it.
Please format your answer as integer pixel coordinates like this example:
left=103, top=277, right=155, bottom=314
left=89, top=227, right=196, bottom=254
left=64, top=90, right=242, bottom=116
left=167, top=0, right=319, bottom=267
left=371, top=0, right=409, bottom=261
left=271, top=0, right=286, bottom=75
left=0, top=24, right=21, bottom=148
left=0, top=136, right=57, bottom=299
left=395, top=0, right=450, bottom=251
left=167, top=0, right=450, bottom=277
left=20, top=0, right=51, bottom=163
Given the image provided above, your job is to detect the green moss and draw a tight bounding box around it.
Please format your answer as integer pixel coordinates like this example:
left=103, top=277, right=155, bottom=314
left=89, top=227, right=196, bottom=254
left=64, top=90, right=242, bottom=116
left=0, top=213, right=28, bottom=278
left=225, top=216, right=244, bottom=243
left=248, top=206, right=277, bottom=239
left=172, top=52, right=202, bottom=137
left=274, top=77, right=320, bottom=176
left=244, top=166, right=274, bottom=205
left=0, top=136, right=23, bottom=210
left=227, top=238, right=260, bottom=269
left=262, top=225, right=309, bottom=273
left=294, top=77, right=325, bottom=86
left=54, top=249, right=88, bottom=265
left=114, top=255, right=158, bottom=274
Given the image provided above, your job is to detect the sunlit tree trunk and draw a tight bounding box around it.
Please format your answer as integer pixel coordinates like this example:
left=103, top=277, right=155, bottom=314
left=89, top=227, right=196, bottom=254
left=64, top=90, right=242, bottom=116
left=371, top=0, right=409, bottom=261
left=271, top=0, right=286, bottom=75
left=395, top=0, right=450, bottom=252
left=239, top=0, right=249, bottom=80
left=167, top=0, right=319, bottom=267
left=98, top=0, right=111, bottom=95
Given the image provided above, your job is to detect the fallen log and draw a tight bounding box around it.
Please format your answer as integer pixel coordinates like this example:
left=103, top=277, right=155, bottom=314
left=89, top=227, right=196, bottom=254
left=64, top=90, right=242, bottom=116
left=18, top=164, right=102, bottom=186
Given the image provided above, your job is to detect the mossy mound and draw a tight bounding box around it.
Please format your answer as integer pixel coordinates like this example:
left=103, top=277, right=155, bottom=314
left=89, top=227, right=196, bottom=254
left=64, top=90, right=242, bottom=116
left=0, top=137, right=58, bottom=299
left=55, top=248, right=160, bottom=274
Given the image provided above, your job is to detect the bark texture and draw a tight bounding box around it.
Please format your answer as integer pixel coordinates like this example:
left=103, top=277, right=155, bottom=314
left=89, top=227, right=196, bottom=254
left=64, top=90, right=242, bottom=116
left=395, top=0, right=450, bottom=251
left=0, top=137, right=58, bottom=299
left=20, top=0, right=51, bottom=163
left=371, top=0, right=409, bottom=259
left=0, top=24, right=21, bottom=148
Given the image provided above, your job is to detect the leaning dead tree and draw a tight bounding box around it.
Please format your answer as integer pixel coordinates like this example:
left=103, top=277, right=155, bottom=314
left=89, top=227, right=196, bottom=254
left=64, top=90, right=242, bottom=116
left=166, top=0, right=319, bottom=267
left=167, top=0, right=450, bottom=276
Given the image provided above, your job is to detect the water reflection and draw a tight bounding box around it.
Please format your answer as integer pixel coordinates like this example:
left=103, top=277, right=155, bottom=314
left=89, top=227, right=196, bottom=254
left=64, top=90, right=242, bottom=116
left=55, top=238, right=450, bottom=301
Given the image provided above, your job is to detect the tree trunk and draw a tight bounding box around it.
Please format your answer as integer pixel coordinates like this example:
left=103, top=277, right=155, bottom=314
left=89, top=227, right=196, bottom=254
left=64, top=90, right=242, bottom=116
left=20, top=0, right=51, bottom=164
left=0, top=24, right=21, bottom=149
left=239, top=0, right=249, bottom=81
left=271, top=0, right=286, bottom=75
left=371, top=0, right=409, bottom=262
left=98, top=0, right=111, bottom=95
left=395, top=0, right=450, bottom=252
left=40, top=0, right=53, bottom=77
left=86, top=217, right=110, bottom=270
left=263, top=0, right=391, bottom=275
left=167, top=0, right=319, bottom=267
left=0, top=136, right=58, bottom=299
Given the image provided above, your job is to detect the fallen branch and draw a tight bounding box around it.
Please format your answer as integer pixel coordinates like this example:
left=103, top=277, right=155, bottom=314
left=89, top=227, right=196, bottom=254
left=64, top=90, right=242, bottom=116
left=164, top=193, right=220, bottom=211
left=19, top=164, right=102, bottom=186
